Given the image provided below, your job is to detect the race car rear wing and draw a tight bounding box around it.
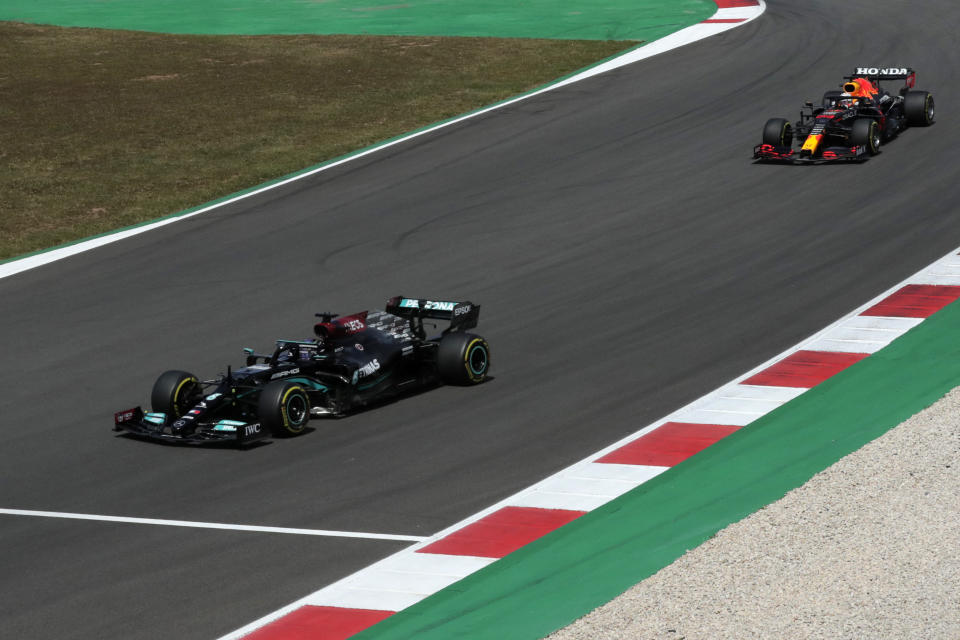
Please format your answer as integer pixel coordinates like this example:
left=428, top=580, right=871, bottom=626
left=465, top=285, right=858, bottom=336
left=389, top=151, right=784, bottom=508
left=385, top=296, right=480, bottom=333
left=845, top=67, right=916, bottom=86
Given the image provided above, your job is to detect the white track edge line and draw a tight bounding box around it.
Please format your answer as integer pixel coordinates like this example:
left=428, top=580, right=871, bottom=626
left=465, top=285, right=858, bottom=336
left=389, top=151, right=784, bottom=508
left=216, top=5, right=774, bottom=638
left=0, top=509, right=426, bottom=542
left=219, top=246, right=960, bottom=639
left=0, top=1, right=766, bottom=282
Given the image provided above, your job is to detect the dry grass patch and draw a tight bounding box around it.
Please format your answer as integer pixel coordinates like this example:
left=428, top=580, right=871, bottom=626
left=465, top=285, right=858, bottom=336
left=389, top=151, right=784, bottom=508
left=0, top=22, right=632, bottom=260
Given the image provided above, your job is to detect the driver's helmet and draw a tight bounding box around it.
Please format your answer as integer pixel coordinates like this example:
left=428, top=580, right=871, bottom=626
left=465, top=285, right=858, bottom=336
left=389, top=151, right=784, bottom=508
left=838, top=93, right=858, bottom=108
left=844, top=78, right=878, bottom=98
left=313, top=324, right=329, bottom=350
left=275, top=342, right=297, bottom=361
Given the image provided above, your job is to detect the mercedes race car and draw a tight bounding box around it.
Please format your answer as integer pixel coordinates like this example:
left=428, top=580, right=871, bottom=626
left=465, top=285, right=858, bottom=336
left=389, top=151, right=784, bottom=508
left=113, top=296, right=490, bottom=446
left=754, top=67, right=934, bottom=163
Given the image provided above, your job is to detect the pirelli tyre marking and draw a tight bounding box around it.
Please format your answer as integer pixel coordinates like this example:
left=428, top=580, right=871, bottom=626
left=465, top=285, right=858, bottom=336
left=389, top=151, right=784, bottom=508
left=464, top=338, right=490, bottom=383
left=259, top=381, right=311, bottom=437
left=280, top=386, right=309, bottom=431
left=172, top=377, right=199, bottom=416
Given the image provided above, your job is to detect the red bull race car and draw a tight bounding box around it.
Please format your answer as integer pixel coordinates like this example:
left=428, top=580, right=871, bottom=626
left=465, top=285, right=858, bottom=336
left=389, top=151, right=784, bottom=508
left=754, top=67, right=934, bottom=163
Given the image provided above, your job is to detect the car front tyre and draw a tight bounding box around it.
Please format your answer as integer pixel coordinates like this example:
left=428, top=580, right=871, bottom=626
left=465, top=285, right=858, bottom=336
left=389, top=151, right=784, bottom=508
left=852, top=118, right=881, bottom=155
left=762, top=117, right=793, bottom=147
left=151, top=370, right=201, bottom=419
left=258, top=381, right=310, bottom=437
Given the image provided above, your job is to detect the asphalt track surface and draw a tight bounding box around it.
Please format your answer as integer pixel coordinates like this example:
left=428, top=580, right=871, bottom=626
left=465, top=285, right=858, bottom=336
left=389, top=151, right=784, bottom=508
left=1, top=1, right=959, bottom=638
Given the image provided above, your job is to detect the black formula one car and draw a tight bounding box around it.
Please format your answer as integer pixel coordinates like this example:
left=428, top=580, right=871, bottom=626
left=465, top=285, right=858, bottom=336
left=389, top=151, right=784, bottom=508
left=114, top=296, right=490, bottom=446
left=754, top=67, right=934, bottom=164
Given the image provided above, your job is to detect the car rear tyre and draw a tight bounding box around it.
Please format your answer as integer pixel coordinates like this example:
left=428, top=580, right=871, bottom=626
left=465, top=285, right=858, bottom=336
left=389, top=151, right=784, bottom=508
left=151, top=370, right=201, bottom=419
left=258, top=381, right=310, bottom=437
left=904, top=91, right=934, bottom=126
left=438, top=333, right=490, bottom=385
left=762, top=118, right=793, bottom=147
left=852, top=118, right=881, bottom=155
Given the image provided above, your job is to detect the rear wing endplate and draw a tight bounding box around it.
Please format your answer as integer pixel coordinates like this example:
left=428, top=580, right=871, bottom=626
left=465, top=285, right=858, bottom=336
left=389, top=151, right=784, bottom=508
left=386, top=296, right=479, bottom=332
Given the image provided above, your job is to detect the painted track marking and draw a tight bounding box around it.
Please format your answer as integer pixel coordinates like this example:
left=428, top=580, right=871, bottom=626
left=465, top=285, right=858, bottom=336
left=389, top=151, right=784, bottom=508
left=0, top=2, right=767, bottom=282
left=417, top=507, right=587, bottom=558
left=0, top=509, right=427, bottom=542
left=239, top=607, right=394, bottom=640
left=219, top=270, right=960, bottom=638
left=3, top=2, right=778, bottom=638
left=216, top=2, right=773, bottom=637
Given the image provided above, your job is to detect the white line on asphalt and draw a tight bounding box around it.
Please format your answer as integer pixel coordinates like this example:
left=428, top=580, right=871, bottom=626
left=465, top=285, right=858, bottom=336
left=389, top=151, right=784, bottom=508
left=0, top=2, right=767, bottom=282
left=0, top=508, right=427, bottom=542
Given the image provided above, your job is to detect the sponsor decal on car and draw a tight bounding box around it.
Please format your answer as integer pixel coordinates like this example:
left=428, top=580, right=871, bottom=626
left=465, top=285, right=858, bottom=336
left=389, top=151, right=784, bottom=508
left=343, top=318, right=365, bottom=332
left=271, top=368, right=300, bottom=380
left=357, top=358, right=381, bottom=379
left=856, top=67, right=909, bottom=75
left=399, top=298, right=458, bottom=311
left=114, top=408, right=138, bottom=424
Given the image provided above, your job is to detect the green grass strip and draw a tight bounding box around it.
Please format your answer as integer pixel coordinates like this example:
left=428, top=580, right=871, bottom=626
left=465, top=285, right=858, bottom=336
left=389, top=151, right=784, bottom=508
left=354, top=298, right=960, bottom=639
left=0, top=0, right=715, bottom=40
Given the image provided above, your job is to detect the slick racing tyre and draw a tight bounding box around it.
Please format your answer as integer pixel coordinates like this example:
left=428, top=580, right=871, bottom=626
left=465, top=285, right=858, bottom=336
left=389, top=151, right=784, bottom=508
left=852, top=118, right=881, bottom=155
left=438, top=333, right=490, bottom=385
left=258, top=380, right=310, bottom=437
left=762, top=117, right=793, bottom=147
left=151, top=370, right=201, bottom=419
left=904, top=91, right=935, bottom=126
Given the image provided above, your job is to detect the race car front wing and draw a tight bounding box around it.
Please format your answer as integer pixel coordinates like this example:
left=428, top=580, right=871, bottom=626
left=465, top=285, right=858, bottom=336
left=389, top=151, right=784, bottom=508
left=754, top=143, right=868, bottom=164
left=113, top=407, right=269, bottom=447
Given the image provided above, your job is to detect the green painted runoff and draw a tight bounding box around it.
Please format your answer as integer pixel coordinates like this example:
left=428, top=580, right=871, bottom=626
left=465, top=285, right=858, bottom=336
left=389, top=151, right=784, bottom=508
left=353, top=297, right=960, bottom=639
left=0, top=0, right=715, bottom=40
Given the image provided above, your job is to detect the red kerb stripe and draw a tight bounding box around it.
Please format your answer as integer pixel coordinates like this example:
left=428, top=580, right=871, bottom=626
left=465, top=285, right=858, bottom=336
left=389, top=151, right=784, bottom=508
left=241, top=605, right=394, bottom=640
left=861, top=284, right=960, bottom=318
left=597, top=422, right=741, bottom=467
left=713, top=0, right=759, bottom=7
left=417, top=507, right=585, bottom=558
left=704, top=18, right=746, bottom=23
left=743, top=350, right=868, bottom=388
